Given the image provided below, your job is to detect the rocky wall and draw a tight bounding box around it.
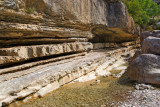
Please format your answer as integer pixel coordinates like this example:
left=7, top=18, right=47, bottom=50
left=0, top=0, right=140, bottom=66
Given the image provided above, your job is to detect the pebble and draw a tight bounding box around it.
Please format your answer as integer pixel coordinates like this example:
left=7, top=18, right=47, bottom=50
left=134, top=83, right=154, bottom=90
left=117, top=83, right=160, bottom=107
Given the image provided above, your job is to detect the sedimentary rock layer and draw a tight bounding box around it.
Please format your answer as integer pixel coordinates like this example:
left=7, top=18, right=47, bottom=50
left=93, top=41, right=137, bottom=49
left=0, top=46, right=136, bottom=106
left=0, top=42, right=93, bottom=66
left=0, top=0, right=140, bottom=69
left=0, top=0, right=139, bottom=46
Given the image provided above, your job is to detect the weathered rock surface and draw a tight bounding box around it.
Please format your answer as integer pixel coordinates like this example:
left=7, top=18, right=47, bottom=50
left=93, top=41, right=137, bottom=49
left=0, top=0, right=139, bottom=67
left=130, top=50, right=141, bottom=62
left=90, top=28, right=138, bottom=43
left=0, top=42, right=92, bottom=66
left=0, top=46, right=137, bottom=106
left=0, top=0, right=139, bottom=46
left=1, top=0, right=137, bottom=31
left=0, top=0, right=140, bottom=106
left=142, top=36, right=160, bottom=55
left=127, top=54, right=160, bottom=84
left=140, top=30, right=160, bottom=43
left=0, top=0, right=142, bottom=107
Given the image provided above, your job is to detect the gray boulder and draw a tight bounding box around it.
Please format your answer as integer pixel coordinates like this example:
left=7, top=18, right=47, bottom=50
left=140, top=30, right=160, bottom=43
left=127, top=54, right=160, bottom=85
left=157, top=22, right=160, bottom=27
left=142, top=36, right=160, bottom=55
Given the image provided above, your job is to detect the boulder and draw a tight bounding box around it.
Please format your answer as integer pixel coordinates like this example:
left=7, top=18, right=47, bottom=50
left=140, top=30, right=160, bottom=43
left=130, top=50, right=141, bottom=62
left=127, top=54, right=160, bottom=85
left=157, top=22, right=160, bottom=27
left=142, top=36, right=160, bottom=55
left=140, top=31, right=152, bottom=42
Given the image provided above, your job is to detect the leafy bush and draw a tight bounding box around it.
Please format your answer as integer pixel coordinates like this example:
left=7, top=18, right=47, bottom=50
left=124, top=0, right=160, bottom=28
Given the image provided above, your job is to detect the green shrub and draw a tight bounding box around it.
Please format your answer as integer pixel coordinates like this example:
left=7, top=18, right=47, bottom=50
left=124, top=0, right=160, bottom=28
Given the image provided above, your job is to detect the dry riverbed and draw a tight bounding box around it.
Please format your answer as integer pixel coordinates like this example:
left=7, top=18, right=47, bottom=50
left=7, top=61, right=160, bottom=107
left=9, top=74, right=134, bottom=107
left=8, top=63, right=160, bottom=107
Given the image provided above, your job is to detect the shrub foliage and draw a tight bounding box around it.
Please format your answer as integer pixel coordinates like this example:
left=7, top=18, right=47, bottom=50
left=124, top=0, right=160, bottom=27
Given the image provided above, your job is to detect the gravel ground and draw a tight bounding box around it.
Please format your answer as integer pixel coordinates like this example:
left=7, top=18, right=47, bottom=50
left=118, top=83, right=160, bottom=107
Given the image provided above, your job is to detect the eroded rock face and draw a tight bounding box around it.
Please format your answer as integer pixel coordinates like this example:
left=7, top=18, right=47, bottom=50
left=0, top=46, right=136, bottom=106
left=127, top=54, right=160, bottom=84
left=0, top=0, right=139, bottom=66
left=90, top=28, right=138, bottom=43
left=0, top=42, right=93, bottom=66
left=0, top=0, right=139, bottom=44
left=140, top=30, right=160, bottom=43
left=142, top=36, right=160, bottom=55
left=24, top=0, right=132, bottom=27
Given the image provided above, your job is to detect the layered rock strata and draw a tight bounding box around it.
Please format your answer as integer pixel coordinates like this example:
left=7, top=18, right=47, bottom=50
left=0, top=46, right=137, bottom=106
left=0, top=0, right=139, bottom=66
left=0, top=0, right=140, bottom=106
left=0, top=42, right=92, bottom=66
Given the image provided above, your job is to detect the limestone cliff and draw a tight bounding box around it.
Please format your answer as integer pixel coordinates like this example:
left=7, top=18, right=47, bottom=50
left=0, top=0, right=139, bottom=66
left=0, top=1, right=140, bottom=106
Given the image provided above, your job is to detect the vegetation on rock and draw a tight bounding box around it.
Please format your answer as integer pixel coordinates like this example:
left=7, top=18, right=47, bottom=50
left=24, top=7, right=34, bottom=14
